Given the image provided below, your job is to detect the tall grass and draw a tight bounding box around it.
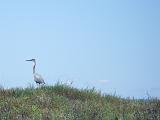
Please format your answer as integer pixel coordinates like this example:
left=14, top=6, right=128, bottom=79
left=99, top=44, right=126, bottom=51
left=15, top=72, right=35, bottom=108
left=0, top=83, right=159, bottom=120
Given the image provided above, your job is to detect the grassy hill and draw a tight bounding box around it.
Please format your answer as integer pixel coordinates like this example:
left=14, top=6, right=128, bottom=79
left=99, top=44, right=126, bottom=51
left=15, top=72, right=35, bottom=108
left=0, top=83, right=159, bottom=120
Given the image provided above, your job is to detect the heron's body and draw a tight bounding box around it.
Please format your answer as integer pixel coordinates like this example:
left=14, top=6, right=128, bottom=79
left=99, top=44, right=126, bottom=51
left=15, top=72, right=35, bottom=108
left=34, top=73, right=45, bottom=84
left=26, top=59, right=45, bottom=85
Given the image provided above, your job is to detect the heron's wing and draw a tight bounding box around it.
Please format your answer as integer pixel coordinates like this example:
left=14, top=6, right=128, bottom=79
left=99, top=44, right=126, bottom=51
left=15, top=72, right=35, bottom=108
left=34, top=73, right=45, bottom=83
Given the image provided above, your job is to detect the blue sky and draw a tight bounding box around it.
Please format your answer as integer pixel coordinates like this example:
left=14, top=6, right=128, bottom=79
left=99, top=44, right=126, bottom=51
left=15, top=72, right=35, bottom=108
left=0, top=0, right=160, bottom=98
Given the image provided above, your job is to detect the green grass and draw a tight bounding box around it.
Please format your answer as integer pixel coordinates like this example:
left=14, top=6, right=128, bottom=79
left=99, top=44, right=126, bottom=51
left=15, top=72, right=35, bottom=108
left=0, top=83, right=159, bottom=120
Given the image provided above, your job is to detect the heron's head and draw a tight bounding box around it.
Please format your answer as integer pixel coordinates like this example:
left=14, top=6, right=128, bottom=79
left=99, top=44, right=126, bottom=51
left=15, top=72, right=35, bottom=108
left=26, top=59, right=36, bottom=62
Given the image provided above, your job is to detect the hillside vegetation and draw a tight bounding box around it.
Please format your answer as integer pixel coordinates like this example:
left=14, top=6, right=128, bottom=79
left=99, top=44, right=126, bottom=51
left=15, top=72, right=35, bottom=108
left=0, top=83, right=159, bottom=120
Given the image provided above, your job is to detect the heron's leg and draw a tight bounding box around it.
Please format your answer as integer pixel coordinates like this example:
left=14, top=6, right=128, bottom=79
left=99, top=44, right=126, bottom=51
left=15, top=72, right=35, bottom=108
left=36, top=83, right=38, bottom=88
left=39, top=83, right=41, bottom=88
left=36, top=83, right=40, bottom=88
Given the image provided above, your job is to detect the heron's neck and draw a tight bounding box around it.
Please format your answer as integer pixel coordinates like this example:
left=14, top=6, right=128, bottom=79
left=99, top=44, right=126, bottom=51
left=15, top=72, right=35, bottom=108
left=33, top=61, right=36, bottom=74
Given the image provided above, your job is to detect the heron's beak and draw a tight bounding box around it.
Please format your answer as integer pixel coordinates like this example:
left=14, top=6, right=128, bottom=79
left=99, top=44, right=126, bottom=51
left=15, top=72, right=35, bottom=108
left=26, top=59, right=32, bottom=61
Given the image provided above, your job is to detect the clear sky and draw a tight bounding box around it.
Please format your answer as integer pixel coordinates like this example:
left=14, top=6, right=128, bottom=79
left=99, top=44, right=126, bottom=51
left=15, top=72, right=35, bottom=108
left=0, top=0, right=160, bottom=98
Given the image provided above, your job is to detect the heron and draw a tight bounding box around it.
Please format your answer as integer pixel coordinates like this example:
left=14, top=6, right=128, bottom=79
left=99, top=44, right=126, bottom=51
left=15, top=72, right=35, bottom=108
left=26, top=59, right=45, bottom=85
